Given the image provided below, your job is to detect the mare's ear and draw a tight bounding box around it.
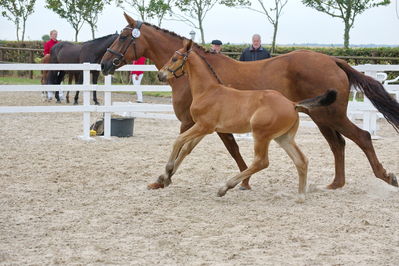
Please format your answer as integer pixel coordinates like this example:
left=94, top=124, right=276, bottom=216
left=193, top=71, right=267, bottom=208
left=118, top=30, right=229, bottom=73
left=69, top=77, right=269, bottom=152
left=124, top=12, right=136, bottom=27
left=182, top=39, right=193, bottom=52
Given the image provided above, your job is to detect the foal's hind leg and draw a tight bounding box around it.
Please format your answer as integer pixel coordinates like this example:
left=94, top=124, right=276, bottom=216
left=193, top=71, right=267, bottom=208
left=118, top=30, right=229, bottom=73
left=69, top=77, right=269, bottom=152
left=336, top=117, right=398, bottom=187
left=217, top=133, right=251, bottom=190
left=218, top=138, right=271, bottom=197
left=274, top=129, right=308, bottom=202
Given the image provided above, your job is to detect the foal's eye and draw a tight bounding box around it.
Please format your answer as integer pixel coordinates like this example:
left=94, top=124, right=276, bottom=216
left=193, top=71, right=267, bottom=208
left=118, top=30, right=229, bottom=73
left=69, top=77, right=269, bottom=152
left=172, top=57, right=177, bottom=62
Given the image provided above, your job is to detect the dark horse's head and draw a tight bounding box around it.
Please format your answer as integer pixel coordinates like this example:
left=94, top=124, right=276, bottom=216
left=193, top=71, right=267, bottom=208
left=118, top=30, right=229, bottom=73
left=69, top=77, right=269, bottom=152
left=101, top=13, right=147, bottom=75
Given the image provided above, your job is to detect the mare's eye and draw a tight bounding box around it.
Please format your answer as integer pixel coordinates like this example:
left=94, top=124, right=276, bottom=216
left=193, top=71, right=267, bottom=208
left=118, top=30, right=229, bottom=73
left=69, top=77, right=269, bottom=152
left=119, top=35, right=128, bottom=41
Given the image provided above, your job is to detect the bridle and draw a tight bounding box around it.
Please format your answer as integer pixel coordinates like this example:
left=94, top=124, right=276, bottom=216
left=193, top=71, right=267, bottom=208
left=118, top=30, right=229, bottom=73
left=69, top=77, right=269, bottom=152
left=106, top=21, right=143, bottom=67
left=167, top=50, right=191, bottom=78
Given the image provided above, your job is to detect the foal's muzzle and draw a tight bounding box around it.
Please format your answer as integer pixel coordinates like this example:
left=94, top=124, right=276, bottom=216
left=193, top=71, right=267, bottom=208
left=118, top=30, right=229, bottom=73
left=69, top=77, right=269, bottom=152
left=157, top=71, right=168, bottom=82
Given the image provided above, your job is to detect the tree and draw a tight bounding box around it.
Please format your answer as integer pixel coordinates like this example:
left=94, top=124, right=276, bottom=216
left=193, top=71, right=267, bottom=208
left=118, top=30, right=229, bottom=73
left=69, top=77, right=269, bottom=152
left=45, top=0, right=86, bottom=42
left=82, top=0, right=111, bottom=39
left=302, top=0, right=390, bottom=48
left=116, top=0, right=173, bottom=27
left=224, top=0, right=288, bottom=53
left=173, top=0, right=219, bottom=44
left=0, top=0, right=36, bottom=41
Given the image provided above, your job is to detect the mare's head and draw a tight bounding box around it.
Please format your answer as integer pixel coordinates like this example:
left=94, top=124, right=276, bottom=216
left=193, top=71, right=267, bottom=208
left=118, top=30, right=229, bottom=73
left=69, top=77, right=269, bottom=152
left=101, top=13, right=148, bottom=75
left=158, top=40, right=193, bottom=82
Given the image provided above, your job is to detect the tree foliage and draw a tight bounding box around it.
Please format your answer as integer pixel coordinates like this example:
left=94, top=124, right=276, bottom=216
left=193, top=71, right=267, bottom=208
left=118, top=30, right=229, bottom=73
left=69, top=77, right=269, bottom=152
left=45, top=0, right=86, bottom=42
left=116, top=0, right=173, bottom=27
left=82, top=0, right=111, bottom=39
left=0, top=0, right=36, bottom=41
left=302, top=0, right=391, bottom=48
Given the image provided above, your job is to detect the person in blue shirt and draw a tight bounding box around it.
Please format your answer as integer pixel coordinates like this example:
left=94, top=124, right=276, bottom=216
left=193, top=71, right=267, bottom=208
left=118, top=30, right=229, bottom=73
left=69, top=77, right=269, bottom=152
left=239, top=34, right=271, bottom=61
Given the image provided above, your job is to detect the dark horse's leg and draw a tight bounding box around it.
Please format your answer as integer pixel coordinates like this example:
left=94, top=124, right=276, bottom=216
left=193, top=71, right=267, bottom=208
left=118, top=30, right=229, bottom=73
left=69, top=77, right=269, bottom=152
left=92, top=71, right=100, bottom=105
left=74, top=72, right=82, bottom=105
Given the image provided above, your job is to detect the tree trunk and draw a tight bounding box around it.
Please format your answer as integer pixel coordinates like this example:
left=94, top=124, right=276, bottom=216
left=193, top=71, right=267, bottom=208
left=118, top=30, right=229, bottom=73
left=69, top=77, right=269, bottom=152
left=91, top=25, right=95, bottom=39
left=22, top=19, right=26, bottom=42
left=75, top=30, right=79, bottom=42
left=271, top=21, right=278, bottom=54
left=16, top=23, right=20, bottom=42
left=343, top=22, right=350, bottom=49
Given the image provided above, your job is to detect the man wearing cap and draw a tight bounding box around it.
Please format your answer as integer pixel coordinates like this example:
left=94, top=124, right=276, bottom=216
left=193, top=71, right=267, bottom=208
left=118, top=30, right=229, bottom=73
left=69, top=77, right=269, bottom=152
left=210, top=40, right=222, bottom=54
left=239, top=34, right=271, bottom=61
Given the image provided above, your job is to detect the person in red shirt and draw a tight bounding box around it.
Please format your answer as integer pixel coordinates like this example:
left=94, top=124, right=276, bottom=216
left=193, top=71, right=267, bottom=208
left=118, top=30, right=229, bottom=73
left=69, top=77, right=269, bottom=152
left=131, top=56, right=146, bottom=103
left=43, top=30, right=59, bottom=56
left=42, top=30, right=60, bottom=101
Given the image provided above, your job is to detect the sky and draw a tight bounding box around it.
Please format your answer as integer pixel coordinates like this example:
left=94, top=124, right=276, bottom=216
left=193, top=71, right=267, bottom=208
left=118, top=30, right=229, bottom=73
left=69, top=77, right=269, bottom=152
left=1, top=0, right=399, bottom=46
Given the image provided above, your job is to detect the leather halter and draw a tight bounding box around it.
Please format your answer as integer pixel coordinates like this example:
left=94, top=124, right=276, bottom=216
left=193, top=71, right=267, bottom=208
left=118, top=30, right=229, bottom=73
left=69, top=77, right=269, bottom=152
left=106, top=21, right=143, bottom=66
left=167, top=50, right=191, bottom=78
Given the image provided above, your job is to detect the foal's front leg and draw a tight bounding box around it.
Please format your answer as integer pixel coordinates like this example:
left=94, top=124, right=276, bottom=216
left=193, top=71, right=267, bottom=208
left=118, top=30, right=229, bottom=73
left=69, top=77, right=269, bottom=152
left=148, top=124, right=208, bottom=189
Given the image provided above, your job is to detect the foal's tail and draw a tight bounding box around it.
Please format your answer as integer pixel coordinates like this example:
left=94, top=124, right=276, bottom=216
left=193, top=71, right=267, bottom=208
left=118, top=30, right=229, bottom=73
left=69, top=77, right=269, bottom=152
left=295, top=90, right=337, bottom=111
left=334, top=57, right=399, bottom=132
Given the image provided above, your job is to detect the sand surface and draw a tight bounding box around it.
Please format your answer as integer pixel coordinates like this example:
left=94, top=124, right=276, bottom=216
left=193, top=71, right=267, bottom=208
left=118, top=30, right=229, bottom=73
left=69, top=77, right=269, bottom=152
left=0, top=92, right=398, bottom=265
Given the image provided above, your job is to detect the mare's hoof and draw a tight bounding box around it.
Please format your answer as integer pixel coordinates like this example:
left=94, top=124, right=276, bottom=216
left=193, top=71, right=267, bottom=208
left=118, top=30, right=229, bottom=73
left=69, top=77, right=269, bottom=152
left=388, top=173, right=398, bottom=187
left=94, top=101, right=100, bottom=105
left=326, top=182, right=345, bottom=190
left=56, top=100, right=61, bottom=104
left=73, top=102, right=78, bottom=105
left=147, top=182, right=165, bottom=190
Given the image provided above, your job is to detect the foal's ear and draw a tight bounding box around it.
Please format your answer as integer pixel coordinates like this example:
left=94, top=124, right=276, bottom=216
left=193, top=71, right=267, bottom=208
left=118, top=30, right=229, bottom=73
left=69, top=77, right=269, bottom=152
left=124, top=12, right=136, bottom=27
left=183, top=39, right=193, bottom=52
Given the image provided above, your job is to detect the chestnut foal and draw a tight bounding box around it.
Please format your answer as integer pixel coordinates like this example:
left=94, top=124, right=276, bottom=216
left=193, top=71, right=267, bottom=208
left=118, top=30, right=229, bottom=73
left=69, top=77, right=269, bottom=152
left=153, top=40, right=337, bottom=200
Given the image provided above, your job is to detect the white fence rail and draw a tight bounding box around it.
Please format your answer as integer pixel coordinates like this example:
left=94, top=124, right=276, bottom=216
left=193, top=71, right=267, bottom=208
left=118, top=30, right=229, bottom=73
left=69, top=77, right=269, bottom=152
left=1, top=63, right=398, bottom=140
left=0, top=63, right=174, bottom=140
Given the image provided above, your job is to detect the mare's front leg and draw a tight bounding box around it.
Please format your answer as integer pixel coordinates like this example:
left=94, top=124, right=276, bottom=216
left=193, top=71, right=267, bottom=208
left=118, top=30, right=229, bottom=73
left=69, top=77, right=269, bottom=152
left=148, top=124, right=208, bottom=189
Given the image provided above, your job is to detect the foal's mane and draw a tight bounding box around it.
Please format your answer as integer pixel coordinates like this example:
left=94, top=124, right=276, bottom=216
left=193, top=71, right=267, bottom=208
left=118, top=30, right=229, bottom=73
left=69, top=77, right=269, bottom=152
left=196, top=53, right=223, bottom=85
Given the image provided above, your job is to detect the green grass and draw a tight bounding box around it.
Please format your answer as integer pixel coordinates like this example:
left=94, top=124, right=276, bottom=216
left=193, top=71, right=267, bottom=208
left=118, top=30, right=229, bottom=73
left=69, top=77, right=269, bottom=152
left=0, top=76, right=41, bottom=85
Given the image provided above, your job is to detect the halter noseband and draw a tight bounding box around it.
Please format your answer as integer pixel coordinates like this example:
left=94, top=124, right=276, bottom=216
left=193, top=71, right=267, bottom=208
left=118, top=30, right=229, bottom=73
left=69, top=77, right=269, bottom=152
left=107, top=21, right=143, bottom=67
left=167, top=50, right=191, bottom=78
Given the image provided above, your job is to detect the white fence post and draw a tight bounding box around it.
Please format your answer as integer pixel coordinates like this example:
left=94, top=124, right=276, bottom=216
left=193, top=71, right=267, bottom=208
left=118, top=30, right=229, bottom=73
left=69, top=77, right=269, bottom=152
left=81, top=62, right=93, bottom=141
left=103, top=75, right=112, bottom=139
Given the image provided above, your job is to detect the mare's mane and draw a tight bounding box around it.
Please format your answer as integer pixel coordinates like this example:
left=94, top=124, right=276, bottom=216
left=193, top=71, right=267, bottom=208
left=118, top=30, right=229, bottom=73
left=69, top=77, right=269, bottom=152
left=196, top=52, right=223, bottom=85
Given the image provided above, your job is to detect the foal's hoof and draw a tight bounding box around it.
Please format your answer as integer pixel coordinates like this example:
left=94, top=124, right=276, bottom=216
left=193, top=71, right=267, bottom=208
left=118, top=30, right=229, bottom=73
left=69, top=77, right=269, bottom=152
left=239, top=184, right=252, bottom=190
left=217, top=186, right=228, bottom=197
left=388, top=173, right=398, bottom=187
left=147, top=182, right=165, bottom=190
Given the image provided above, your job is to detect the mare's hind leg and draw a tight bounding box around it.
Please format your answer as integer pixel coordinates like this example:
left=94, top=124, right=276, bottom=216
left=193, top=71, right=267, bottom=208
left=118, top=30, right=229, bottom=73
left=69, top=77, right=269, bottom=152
left=217, top=133, right=251, bottom=190
left=218, top=137, right=271, bottom=197
left=274, top=126, right=308, bottom=202
left=336, top=117, right=398, bottom=187
left=148, top=137, right=204, bottom=189
left=149, top=124, right=209, bottom=189
left=315, top=124, right=346, bottom=189
left=92, top=71, right=100, bottom=105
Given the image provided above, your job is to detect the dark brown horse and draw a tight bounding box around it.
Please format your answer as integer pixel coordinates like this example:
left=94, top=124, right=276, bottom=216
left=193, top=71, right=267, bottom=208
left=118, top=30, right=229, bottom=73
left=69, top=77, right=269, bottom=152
left=100, top=13, right=399, bottom=190
left=47, top=33, right=118, bottom=104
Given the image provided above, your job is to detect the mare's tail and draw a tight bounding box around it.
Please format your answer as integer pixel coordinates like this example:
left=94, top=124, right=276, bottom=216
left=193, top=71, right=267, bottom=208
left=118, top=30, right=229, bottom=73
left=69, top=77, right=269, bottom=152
left=334, top=57, right=399, bottom=132
left=295, top=90, right=337, bottom=111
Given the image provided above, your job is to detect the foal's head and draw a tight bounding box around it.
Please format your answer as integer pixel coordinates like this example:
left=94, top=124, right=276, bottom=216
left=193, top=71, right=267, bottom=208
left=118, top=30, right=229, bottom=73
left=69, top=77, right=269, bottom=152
left=100, top=13, right=148, bottom=75
left=158, top=40, right=193, bottom=82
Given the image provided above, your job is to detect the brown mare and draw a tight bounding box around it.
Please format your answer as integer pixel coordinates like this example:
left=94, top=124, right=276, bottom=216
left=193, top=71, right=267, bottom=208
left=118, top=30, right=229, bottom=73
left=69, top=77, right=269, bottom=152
left=100, top=13, right=399, bottom=190
left=156, top=39, right=337, bottom=200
